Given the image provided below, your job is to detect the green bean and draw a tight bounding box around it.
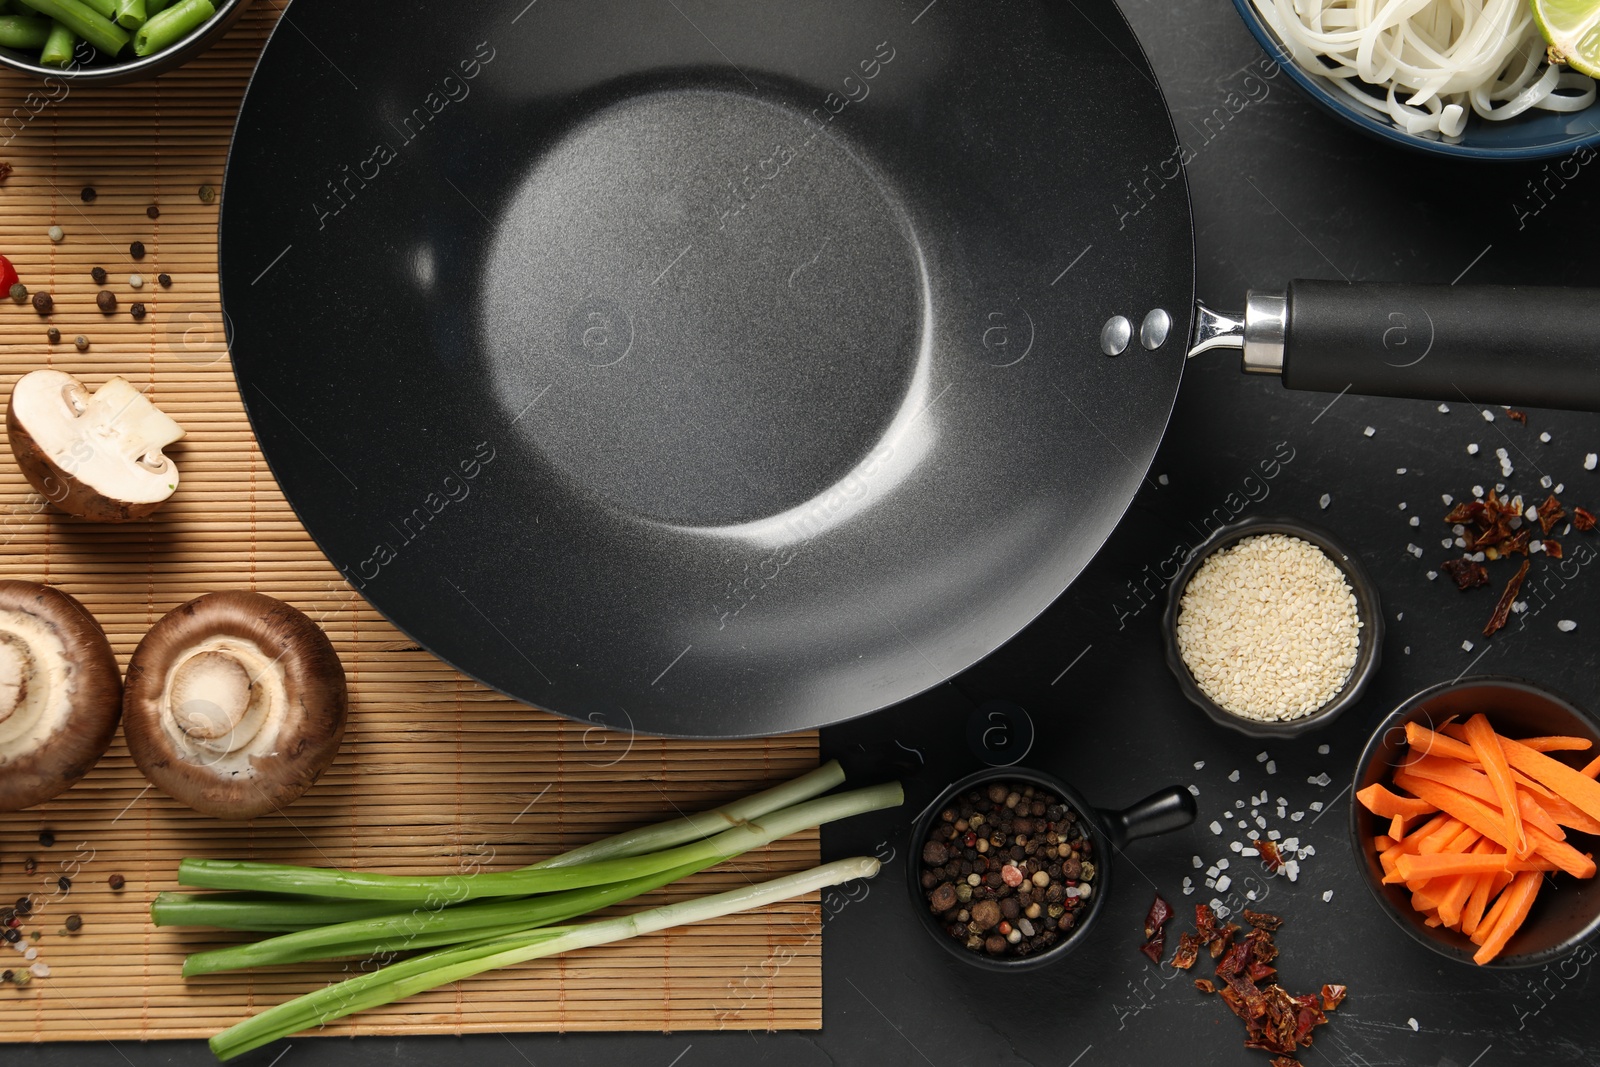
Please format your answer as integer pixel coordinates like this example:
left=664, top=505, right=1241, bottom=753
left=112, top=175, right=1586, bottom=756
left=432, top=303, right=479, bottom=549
left=38, top=17, right=72, bottom=64
left=130, top=0, right=207, bottom=55
left=13, top=0, right=127, bottom=54
left=144, top=0, right=169, bottom=11
left=76, top=0, right=113, bottom=18
left=0, top=13, right=51, bottom=47
left=112, top=0, right=141, bottom=29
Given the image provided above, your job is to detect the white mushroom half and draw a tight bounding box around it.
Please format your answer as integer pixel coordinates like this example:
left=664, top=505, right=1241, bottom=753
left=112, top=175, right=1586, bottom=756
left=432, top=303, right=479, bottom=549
left=123, top=592, right=348, bottom=819
left=7, top=370, right=185, bottom=522
left=0, top=581, right=123, bottom=813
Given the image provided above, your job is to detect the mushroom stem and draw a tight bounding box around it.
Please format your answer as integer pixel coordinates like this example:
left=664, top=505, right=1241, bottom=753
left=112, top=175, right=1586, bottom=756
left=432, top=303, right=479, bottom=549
left=83, top=377, right=184, bottom=465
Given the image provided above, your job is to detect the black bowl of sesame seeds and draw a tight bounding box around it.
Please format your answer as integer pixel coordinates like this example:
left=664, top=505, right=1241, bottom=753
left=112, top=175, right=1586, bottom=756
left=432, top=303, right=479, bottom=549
left=909, top=766, right=1196, bottom=971
left=1162, top=516, right=1384, bottom=739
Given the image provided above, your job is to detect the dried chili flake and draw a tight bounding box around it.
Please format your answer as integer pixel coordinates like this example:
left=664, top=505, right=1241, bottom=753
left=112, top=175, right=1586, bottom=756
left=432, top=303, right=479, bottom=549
left=1243, top=909, right=1283, bottom=931
left=1256, top=838, right=1286, bottom=872
left=1195, top=903, right=1219, bottom=944
left=1144, top=894, right=1172, bottom=941
left=1505, top=528, right=1532, bottom=555
left=1247, top=960, right=1278, bottom=982
left=1574, top=507, right=1597, bottom=532
left=1271, top=1058, right=1299, bottom=1067
left=1444, top=501, right=1485, bottom=525
left=1195, top=978, right=1217, bottom=994
left=1483, top=558, right=1530, bottom=637
left=1321, top=983, right=1348, bottom=1010
left=1171, top=931, right=1200, bottom=970
left=1539, top=494, right=1566, bottom=535
left=1139, top=936, right=1166, bottom=964
left=1442, top=557, right=1491, bottom=590
left=1211, top=923, right=1239, bottom=959
left=1507, top=409, right=1528, bottom=423
left=1545, top=539, right=1564, bottom=560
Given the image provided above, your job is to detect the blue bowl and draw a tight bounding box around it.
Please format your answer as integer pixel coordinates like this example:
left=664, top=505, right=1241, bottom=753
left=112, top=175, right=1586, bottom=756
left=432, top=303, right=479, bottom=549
left=1231, top=0, right=1600, bottom=160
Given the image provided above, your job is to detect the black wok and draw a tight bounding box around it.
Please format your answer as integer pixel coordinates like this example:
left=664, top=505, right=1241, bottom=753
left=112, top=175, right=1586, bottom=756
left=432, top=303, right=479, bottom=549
left=219, top=0, right=1600, bottom=738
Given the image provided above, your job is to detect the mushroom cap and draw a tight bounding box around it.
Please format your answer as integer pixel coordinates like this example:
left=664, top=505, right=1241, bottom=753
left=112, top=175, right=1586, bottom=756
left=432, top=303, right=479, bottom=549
left=0, top=580, right=122, bottom=813
left=123, top=591, right=347, bottom=819
left=7, top=369, right=185, bottom=523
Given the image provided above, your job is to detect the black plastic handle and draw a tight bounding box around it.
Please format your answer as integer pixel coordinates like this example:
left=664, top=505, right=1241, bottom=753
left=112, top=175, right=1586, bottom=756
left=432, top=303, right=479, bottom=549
left=1281, top=281, right=1600, bottom=412
left=1101, top=786, right=1197, bottom=848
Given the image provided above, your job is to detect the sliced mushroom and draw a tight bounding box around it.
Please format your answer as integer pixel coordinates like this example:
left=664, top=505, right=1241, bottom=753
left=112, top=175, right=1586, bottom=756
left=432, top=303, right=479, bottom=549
left=123, top=592, right=347, bottom=819
left=7, top=369, right=185, bottom=522
left=0, top=581, right=122, bottom=813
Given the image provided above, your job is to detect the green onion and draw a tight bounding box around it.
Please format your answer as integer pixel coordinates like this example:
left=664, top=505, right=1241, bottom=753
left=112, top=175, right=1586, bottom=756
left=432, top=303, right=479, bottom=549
left=177, top=782, right=896, bottom=904
left=129, top=0, right=207, bottom=55
left=155, top=760, right=848, bottom=931
left=0, top=13, right=51, bottom=48
left=111, top=0, right=141, bottom=29
left=12, top=0, right=127, bottom=54
left=210, top=856, right=881, bottom=1061
left=38, top=19, right=75, bottom=65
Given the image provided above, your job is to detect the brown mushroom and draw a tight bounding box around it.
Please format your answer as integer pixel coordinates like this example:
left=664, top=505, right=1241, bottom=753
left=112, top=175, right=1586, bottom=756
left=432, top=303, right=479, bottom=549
left=0, top=581, right=122, bottom=813
left=123, top=592, right=347, bottom=819
left=7, top=369, right=185, bottom=522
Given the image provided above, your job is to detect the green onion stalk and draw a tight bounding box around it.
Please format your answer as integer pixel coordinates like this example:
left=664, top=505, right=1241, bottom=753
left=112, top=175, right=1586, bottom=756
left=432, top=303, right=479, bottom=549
left=209, top=856, right=882, bottom=1061
left=178, top=780, right=900, bottom=972
left=154, top=760, right=848, bottom=931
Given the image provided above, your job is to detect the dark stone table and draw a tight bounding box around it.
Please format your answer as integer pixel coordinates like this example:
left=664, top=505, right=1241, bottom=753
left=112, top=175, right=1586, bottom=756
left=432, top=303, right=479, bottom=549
left=37, top=0, right=1599, bottom=1063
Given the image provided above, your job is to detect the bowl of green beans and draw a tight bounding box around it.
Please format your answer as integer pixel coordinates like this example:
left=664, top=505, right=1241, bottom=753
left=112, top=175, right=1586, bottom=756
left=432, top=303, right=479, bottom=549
left=0, top=0, right=251, bottom=84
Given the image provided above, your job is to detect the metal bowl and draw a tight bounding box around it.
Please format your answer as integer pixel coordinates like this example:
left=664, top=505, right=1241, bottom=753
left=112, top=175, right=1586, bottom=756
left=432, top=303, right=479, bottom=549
left=1230, top=0, right=1600, bottom=160
left=0, top=0, right=252, bottom=86
left=907, top=765, right=1195, bottom=972
left=1161, top=515, right=1383, bottom=739
left=1350, top=676, right=1600, bottom=967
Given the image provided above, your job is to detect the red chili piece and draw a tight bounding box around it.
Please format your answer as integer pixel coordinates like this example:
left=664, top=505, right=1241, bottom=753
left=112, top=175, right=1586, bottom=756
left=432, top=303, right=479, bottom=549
left=1538, top=494, right=1566, bottom=535
left=1483, top=558, right=1531, bottom=637
left=1144, top=894, right=1172, bottom=941
left=0, top=254, right=16, bottom=293
left=1256, top=839, right=1286, bottom=872
left=1575, top=507, right=1597, bottom=532
left=1442, top=557, right=1490, bottom=591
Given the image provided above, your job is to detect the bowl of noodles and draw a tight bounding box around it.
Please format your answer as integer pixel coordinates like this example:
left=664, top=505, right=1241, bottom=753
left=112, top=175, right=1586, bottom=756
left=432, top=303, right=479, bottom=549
left=1232, top=0, right=1600, bottom=159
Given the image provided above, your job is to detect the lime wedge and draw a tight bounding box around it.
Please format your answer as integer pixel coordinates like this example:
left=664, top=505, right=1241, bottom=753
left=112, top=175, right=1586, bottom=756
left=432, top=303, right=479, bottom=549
left=1533, top=0, right=1600, bottom=79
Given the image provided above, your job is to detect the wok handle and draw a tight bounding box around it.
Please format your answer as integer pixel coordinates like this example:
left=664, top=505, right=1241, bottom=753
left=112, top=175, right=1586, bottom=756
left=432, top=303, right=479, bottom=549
left=1266, top=281, right=1600, bottom=412
left=1100, top=786, right=1197, bottom=849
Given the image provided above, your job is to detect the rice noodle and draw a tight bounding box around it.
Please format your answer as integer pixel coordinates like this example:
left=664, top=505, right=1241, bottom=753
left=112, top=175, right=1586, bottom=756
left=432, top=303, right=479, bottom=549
left=1251, top=0, right=1598, bottom=141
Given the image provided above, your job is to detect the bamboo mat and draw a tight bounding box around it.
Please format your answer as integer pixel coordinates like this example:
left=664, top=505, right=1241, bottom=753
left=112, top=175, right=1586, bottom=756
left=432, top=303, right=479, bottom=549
left=0, top=4, right=823, bottom=1042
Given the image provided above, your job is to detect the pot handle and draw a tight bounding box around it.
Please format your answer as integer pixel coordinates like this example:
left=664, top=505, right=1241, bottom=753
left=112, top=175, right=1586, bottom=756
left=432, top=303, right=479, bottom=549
left=1102, top=786, right=1197, bottom=848
left=1191, top=282, right=1600, bottom=412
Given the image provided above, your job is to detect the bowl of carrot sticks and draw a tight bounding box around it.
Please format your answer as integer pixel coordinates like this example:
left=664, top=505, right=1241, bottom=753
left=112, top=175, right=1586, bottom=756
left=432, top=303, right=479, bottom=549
left=0, top=0, right=251, bottom=85
left=1352, top=676, right=1600, bottom=968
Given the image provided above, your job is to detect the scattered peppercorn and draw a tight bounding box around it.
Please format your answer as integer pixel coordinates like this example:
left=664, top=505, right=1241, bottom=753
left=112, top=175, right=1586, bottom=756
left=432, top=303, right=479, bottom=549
left=147, top=205, right=160, bottom=220
left=63, top=914, right=81, bottom=932
left=8, top=282, right=25, bottom=303
left=56, top=876, right=70, bottom=892
left=199, top=184, right=216, bottom=203
left=47, top=225, right=63, bottom=243
left=91, top=266, right=107, bottom=285
left=31, top=292, right=52, bottom=316
left=107, top=874, right=125, bottom=891
left=37, top=830, right=53, bottom=848
left=22, top=858, right=35, bottom=875
left=0, top=971, right=10, bottom=983
left=157, top=273, right=171, bottom=288
left=12, top=970, right=29, bottom=986
left=74, top=335, right=88, bottom=352
left=80, top=187, right=96, bottom=203
left=1, top=929, right=16, bottom=944
left=96, top=290, right=116, bottom=313
left=129, top=240, right=145, bottom=259
left=130, top=303, right=146, bottom=321
left=129, top=274, right=144, bottom=289
left=45, top=328, right=59, bottom=344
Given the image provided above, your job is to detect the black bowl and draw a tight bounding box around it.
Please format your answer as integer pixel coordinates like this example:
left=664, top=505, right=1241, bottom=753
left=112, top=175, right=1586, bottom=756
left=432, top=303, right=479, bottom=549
left=0, top=0, right=252, bottom=86
left=1351, top=676, right=1600, bottom=968
left=907, top=766, right=1195, bottom=972
left=1162, top=515, right=1383, bottom=739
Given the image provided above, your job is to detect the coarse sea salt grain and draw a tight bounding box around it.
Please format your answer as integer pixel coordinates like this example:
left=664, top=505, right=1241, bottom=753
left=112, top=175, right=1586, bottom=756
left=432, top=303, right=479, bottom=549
left=1194, top=760, right=1205, bottom=770
left=1256, top=751, right=1269, bottom=762
left=1409, top=516, right=1420, bottom=526
left=1427, top=571, right=1439, bottom=580
left=1318, top=744, right=1330, bottom=754
left=1541, top=432, right=1552, bottom=443
left=1462, top=639, right=1475, bottom=651
left=1396, top=467, right=1407, bottom=475
left=1188, top=784, right=1200, bottom=796
left=1408, top=1018, right=1420, bottom=1031
left=1442, top=494, right=1453, bottom=505
left=1468, top=444, right=1480, bottom=456
left=1482, top=410, right=1495, bottom=422
left=1229, top=769, right=1241, bottom=782
left=1308, top=773, right=1332, bottom=787
left=1558, top=620, right=1578, bottom=632
left=1266, top=761, right=1277, bottom=775
left=1319, top=493, right=1331, bottom=509
left=1309, top=801, right=1323, bottom=812
left=1210, top=821, right=1222, bottom=835
left=1363, top=426, right=1375, bottom=437
left=1159, top=473, right=1169, bottom=485
left=1322, top=890, right=1334, bottom=902
left=1587, top=453, right=1598, bottom=471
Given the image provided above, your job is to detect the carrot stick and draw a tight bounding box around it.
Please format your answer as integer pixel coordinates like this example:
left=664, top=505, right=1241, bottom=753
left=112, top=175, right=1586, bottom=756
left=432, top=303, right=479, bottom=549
left=1406, top=722, right=1479, bottom=764
left=1402, top=755, right=1567, bottom=841
left=1473, top=870, right=1542, bottom=965
left=1440, top=722, right=1470, bottom=743
left=1584, top=754, right=1600, bottom=780
left=1498, top=735, right=1600, bottom=826
left=1465, top=714, right=1527, bottom=857
left=1390, top=813, right=1407, bottom=840
left=1437, top=869, right=1478, bottom=930
left=1527, top=787, right=1600, bottom=835
left=1472, top=884, right=1515, bottom=946
left=1396, top=852, right=1558, bottom=881
left=1458, top=840, right=1500, bottom=937
left=1375, top=834, right=1397, bottom=851
left=1520, top=736, right=1594, bottom=753
left=1423, top=912, right=1444, bottom=928
left=1358, top=782, right=1438, bottom=818
left=1394, top=772, right=1596, bottom=878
